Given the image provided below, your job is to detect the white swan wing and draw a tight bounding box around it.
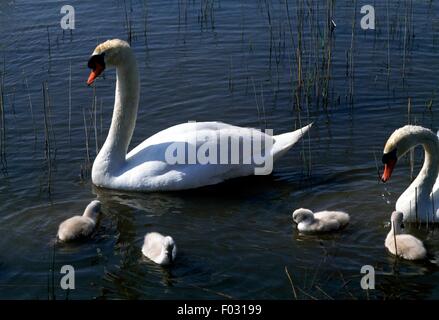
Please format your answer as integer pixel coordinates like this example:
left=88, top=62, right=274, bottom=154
left=123, top=122, right=269, bottom=190
left=118, top=122, right=310, bottom=191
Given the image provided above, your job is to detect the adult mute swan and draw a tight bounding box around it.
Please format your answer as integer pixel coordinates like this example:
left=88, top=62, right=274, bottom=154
left=385, top=211, right=427, bottom=260
left=57, top=200, right=101, bottom=242
left=142, top=232, right=177, bottom=266
left=86, top=39, right=312, bottom=192
left=292, top=208, right=350, bottom=233
left=381, top=125, right=439, bottom=223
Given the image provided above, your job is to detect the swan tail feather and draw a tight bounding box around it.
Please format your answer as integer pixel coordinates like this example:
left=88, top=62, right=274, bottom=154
left=271, top=123, right=313, bottom=160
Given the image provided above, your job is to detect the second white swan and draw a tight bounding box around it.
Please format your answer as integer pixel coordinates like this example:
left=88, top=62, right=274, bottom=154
left=381, top=125, right=439, bottom=223
left=87, top=39, right=312, bottom=192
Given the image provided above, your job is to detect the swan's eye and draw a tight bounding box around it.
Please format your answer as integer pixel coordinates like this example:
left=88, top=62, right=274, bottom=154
left=87, top=53, right=106, bottom=71
left=382, top=148, right=397, bottom=164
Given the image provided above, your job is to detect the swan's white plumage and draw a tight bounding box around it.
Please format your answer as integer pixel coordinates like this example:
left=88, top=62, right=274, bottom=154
left=383, top=125, right=439, bottom=222
left=89, top=39, right=312, bottom=192
left=142, top=232, right=177, bottom=266
left=57, top=200, right=101, bottom=242
left=292, top=208, right=350, bottom=233
left=385, top=211, right=427, bottom=260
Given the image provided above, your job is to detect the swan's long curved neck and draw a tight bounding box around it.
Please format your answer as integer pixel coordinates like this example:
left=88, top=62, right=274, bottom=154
left=389, top=220, right=401, bottom=236
left=94, top=49, right=140, bottom=176
left=405, top=131, right=439, bottom=201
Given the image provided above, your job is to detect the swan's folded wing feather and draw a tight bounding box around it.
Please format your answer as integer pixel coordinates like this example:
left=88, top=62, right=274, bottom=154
left=121, top=122, right=276, bottom=190
left=270, top=123, right=312, bottom=161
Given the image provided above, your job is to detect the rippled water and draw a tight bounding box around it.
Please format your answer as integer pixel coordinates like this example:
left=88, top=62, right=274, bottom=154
left=2, top=0, right=439, bottom=299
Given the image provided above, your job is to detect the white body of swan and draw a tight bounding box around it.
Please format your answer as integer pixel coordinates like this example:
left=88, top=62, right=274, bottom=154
left=381, top=125, right=439, bottom=223
left=86, top=39, right=312, bottom=192
left=292, top=208, right=350, bottom=233
left=57, top=200, right=101, bottom=242
left=385, top=211, right=427, bottom=260
left=142, top=232, right=177, bottom=265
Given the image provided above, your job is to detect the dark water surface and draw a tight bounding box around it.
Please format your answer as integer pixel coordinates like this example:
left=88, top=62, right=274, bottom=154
left=2, top=0, right=439, bottom=299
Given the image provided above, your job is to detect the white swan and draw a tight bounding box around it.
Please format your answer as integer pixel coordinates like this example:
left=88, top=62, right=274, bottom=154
left=57, top=200, right=101, bottom=241
left=385, top=211, right=427, bottom=260
left=292, top=208, right=350, bottom=233
left=381, top=125, right=439, bottom=222
left=142, top=232, right=177, bottom=266
left=87, top=39, right=312, bottom=192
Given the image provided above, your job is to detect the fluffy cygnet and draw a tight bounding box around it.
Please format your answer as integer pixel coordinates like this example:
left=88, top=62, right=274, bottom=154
left=57, top=200, right=101, bottom=242
left=142, top=232, right=177, bottom=266
left=385, top=211, right=427, bottom=260
left=292, top=208, right=350, bottom=233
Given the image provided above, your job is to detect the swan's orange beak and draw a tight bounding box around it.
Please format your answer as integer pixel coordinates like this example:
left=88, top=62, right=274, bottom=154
left=87, top=63, right=104, bottom=86
left=381, top=158, right=396, bottom=182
